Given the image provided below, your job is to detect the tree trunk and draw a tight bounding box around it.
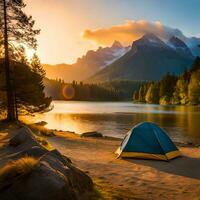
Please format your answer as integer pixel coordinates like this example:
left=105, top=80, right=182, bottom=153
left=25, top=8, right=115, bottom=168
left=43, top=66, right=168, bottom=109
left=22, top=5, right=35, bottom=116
left=3, top=0, right=16, bottom=121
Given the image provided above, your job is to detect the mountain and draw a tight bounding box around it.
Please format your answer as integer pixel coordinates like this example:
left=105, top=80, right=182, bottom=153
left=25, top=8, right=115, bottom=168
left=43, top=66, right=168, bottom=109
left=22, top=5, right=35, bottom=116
left=168, top=36, right=193, bottom=57
left=43, top=41, right=130, bottom=82
left=87, top=33, right=194, bottom=82
left=186, top=37, right=200, bottom=57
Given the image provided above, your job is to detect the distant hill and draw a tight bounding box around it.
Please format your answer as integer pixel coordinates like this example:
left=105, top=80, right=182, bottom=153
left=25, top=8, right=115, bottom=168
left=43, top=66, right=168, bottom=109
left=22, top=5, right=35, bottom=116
left=43, top=41, right=130, bottom=82
left=87, top=33, right=195, bottom=82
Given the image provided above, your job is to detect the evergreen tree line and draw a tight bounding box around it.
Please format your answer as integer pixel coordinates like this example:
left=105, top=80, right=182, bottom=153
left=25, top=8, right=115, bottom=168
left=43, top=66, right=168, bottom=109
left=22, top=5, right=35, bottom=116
left=0, top=47, right=52, bottom=114
left=0, top=0, right=51, bottom=119
left=133, top=57, right=200, bottom=105
left=44, top=79, right=144, bottom=101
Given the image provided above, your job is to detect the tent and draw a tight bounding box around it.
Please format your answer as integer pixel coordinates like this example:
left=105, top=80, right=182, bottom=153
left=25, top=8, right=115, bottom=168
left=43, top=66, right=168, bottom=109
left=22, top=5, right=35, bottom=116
left=116, top=122, right=181, bottom=160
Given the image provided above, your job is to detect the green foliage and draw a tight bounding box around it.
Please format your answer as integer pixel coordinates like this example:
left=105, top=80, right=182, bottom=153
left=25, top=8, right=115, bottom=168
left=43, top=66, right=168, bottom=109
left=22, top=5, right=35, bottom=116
left=44, top=79, right=120, bottom=101
left=188, top=70, right=200, bottom=105
left=0, top=58, right=51, bottom=112
left=44, top=79, right=144, bottom=101
left=101, top=80, right=144, bottom=100
left=190, top=57, right=200, bottom=73
left=0, top=0, right=41, bottom=120
left=159, top=73, right=177, bottom=100
left=133, top=90, right=139, bottom=102
left=172, top=76, right=189, bottom=104
left=30, top=54, right=45, bottom=77
left=133, top=57, right=200, bottom=105
left=145, top=83, right=159, bottom=104
left=0, top=0, right=40, bottom=49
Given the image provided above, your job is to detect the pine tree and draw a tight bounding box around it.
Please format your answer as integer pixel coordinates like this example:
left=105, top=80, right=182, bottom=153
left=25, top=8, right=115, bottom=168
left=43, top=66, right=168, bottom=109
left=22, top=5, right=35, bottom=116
left=30, top=54, right=45, bottom=77
left=145, top=83, right=159, bottom=104
left=172, top=75, right=189, bottom=105
left=0, top=0, right=40, bottom=120
left=139, top=85, right=145, bottom=102
left=133, top=90, right=139, bottom=102
left=190, top=57, right=200, bottom=73
left=188, top=71, right=200, bottom=105
left=159, top=73, right=177, bottom=102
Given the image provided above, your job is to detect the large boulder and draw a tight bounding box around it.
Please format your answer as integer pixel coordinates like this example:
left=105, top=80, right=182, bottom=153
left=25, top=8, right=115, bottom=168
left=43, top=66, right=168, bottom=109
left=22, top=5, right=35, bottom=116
left=0, top=151, right=93, bottom=200
left=0, top=127, right=95, bottom=200
left=15, top=146, right=48, bottom=159
left=9, top=127, right=42, bottom=150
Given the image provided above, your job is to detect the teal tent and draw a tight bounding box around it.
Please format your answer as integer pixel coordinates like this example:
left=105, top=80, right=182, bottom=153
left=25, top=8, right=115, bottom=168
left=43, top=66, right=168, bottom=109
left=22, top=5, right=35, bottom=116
left=116, top=122, right=181, bottom=160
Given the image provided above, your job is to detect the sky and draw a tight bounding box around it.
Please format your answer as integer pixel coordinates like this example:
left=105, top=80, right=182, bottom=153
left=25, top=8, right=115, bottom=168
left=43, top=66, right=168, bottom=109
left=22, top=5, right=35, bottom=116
left=25, top=0, right=200, bottom=64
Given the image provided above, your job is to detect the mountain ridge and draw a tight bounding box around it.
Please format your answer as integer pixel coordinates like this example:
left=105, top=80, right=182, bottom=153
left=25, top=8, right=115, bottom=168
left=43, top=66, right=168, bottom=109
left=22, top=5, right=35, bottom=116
left=43, top=41, right=130, bottom=82
left=43, top=33, right=195, bottom=83
left=87, top=33, right=194, bottom=82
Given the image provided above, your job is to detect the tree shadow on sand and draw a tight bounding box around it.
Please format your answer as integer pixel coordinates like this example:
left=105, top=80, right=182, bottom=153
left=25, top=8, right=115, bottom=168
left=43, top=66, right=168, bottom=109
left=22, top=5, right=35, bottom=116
left=124, top=155, right=200, bottom=180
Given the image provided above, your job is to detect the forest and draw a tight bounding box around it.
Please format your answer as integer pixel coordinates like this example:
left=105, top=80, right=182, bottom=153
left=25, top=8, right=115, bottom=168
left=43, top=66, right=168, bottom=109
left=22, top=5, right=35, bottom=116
left=133, top=57, right=200, bottom=105
left=0, top=50, right=52, bottom=115
left=0, top=0, right=51, bottom=120
left=44, top=79, right=143, bottom=101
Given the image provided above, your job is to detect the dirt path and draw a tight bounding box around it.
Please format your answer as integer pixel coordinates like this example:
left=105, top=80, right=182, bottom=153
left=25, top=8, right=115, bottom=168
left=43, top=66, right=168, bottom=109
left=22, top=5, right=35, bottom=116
left=46, top=133, right=200, bottom=200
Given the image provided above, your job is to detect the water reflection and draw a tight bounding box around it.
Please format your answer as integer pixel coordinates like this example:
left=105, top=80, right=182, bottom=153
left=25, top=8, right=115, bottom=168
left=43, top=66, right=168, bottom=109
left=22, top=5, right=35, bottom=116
left=34, top=101, right=200, bottom=143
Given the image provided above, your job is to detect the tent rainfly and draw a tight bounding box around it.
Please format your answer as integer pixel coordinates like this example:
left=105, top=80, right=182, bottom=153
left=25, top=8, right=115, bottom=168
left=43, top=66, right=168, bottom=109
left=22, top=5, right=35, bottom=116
left=116, top=122, right=181, bottom=161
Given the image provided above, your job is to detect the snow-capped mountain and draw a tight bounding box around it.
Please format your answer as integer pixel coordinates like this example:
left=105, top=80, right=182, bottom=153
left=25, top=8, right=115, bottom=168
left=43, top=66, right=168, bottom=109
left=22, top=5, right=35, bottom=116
left=87, top=33, right=195, bottom=82
left=44, top=33, right=196, bottom=83
left=134, top=33, right=167, bottom=48
left=167, top=36, right=194, bottom=58
left=43, top=41, right=130, bottom=82
left=76, top=41, right=130, bottom=71
left=103, top=41, right=131, bottom=67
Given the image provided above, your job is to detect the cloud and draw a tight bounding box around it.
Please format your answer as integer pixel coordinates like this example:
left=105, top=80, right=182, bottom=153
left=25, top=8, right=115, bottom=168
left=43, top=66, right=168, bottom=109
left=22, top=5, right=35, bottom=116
left=82, top=20, right=189, bottom=46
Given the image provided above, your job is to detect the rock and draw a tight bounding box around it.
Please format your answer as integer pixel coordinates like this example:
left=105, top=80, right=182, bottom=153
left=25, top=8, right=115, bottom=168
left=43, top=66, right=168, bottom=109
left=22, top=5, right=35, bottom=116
left=0, top=150, right=94, bottom=200
left=19, top=146, right=48, bottom=158
left=9, top=127, right=42, bottom=150
left=40, top=130, right=55, bottom=137
left=0, top=127, right=95, bottom=200
left=48, top=149, right=72, bottom=164
left=187, top=141, right=194, bottom=146
left=40, top=150, right=93, bottom=196
left=34, top=121, right=48, bottom=126
left=81, top=131, right=103, bottom=138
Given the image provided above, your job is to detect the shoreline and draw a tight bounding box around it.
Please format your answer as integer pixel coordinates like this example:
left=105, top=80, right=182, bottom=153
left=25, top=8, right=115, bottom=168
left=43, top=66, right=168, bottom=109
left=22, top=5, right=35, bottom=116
left=45, top=126, right=200, bottom=148
left=46, top=129, right=200, bottom=200
left=1, top=123, right=200, bottom=199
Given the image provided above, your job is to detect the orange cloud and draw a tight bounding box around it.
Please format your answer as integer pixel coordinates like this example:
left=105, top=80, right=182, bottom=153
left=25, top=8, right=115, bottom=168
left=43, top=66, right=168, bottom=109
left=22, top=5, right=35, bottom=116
left=82, top=20, right=186, bottom=46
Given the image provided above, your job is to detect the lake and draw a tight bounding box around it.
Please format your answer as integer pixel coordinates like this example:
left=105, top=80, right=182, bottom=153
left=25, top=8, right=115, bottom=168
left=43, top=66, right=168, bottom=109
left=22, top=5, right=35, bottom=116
left=34, top=101, right=200, bottom=144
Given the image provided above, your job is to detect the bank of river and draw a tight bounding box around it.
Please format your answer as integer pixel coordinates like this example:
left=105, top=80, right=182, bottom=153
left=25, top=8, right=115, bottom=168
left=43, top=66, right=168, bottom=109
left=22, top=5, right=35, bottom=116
left=27, top=101, right=200, bottom=144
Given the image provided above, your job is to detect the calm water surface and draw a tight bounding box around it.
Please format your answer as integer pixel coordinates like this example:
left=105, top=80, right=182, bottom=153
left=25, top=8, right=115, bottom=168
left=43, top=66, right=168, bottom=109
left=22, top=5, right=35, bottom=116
left=34, top=101, right=200, bottom=143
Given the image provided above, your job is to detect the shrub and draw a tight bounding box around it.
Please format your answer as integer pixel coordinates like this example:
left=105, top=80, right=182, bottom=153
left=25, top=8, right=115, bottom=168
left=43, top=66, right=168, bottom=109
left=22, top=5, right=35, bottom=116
left=0, top=157, right=38, bottom=190
left=35, top=136, right=53, bottom=151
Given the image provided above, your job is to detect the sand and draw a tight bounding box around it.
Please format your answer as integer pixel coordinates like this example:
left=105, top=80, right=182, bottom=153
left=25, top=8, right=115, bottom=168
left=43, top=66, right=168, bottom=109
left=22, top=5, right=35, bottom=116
left=0, top=126, right=200, bottom=200
left=47, top=132, right=200, bottom=200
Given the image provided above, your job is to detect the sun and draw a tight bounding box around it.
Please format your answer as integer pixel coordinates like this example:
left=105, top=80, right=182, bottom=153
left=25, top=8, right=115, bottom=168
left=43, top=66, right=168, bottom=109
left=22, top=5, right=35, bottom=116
left=26, top=48, right=35, bottom=61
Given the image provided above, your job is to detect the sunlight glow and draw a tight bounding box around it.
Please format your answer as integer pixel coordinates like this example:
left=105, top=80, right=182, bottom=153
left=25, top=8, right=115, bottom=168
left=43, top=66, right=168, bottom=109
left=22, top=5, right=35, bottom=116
left=26, top=48, right=35, bottom=61
left=62, top=85, right=76, bottom=100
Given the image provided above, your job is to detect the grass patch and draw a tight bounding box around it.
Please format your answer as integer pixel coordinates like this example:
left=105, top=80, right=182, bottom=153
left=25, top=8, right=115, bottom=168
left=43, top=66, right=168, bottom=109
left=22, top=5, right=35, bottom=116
left=15, top=122, right=54, bottom=151
left=0, top=156, right=38, bottom=190
left=28, top=123, right=55, bottom=137
left=35, top=135, right=53, bottom=151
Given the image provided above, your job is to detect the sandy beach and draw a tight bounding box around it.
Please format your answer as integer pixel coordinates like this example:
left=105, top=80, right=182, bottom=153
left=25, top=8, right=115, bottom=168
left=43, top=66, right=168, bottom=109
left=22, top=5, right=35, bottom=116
left=0, top=125, right=200, bottom=200
left=46, top=131, right=200, bottom=200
